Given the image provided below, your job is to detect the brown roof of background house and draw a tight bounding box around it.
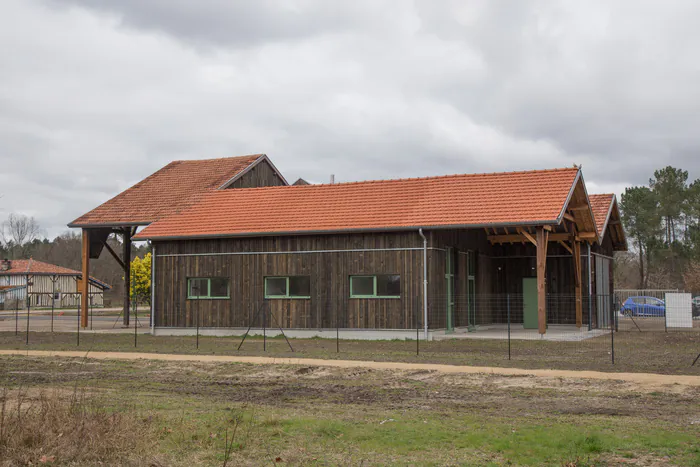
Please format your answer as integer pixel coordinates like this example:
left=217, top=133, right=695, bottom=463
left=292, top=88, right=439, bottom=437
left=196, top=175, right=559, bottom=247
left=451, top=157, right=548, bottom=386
left=292, top=178, right=311, bottom=186
left=135, top=167, right=582, bottom=240
left=0, top=259, right=111, bottom=288
left=69, top=154, right=265, bottom=227
left=588, top=193, right=615, bottom=236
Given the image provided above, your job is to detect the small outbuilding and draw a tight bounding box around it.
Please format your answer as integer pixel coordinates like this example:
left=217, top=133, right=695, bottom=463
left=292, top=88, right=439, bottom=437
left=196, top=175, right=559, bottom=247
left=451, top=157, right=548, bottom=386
left=0, top=259, right=110, bottom=309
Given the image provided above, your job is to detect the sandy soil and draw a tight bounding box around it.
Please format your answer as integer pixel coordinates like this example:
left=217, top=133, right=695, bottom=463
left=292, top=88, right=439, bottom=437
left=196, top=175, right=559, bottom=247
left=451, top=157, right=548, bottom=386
left=1, top=349, right=698, bottom=390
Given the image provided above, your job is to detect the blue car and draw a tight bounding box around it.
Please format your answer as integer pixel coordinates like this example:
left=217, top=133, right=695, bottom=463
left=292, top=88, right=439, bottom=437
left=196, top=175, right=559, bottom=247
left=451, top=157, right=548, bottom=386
left=620, top=296, right=665, bottom=317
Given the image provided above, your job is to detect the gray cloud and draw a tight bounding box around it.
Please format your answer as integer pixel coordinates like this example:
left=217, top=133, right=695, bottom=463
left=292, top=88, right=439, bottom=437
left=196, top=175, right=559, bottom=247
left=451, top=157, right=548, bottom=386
left=1, top=0, right=699, bottom=238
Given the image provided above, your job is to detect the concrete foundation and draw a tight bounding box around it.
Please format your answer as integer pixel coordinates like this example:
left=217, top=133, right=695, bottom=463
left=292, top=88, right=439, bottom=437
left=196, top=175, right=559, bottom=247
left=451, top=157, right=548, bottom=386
left=432, top=324, right=609, bottom=342
left=153, top=327, right=429, bottom=341
left=152, top=324, right=609, bottom=342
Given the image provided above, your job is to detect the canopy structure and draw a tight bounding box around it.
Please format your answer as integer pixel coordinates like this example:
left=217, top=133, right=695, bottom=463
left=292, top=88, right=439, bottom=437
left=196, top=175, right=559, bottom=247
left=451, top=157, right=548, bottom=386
left=68, top=154, right=285, bottom=327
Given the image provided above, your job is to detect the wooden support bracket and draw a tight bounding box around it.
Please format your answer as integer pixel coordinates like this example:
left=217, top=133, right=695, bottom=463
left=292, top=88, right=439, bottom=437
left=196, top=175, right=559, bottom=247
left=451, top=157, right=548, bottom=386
left=558, top=240, right=573, bottom=254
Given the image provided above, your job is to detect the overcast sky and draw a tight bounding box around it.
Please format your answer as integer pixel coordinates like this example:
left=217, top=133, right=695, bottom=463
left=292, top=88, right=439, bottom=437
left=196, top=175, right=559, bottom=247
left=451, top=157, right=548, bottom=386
left=2, top=0, right=700, bottom=238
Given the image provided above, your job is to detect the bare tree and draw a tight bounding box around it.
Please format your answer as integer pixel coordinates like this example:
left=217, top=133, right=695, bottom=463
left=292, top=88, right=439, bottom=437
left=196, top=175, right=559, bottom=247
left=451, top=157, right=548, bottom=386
left=1, top=213, right=42, bottom=258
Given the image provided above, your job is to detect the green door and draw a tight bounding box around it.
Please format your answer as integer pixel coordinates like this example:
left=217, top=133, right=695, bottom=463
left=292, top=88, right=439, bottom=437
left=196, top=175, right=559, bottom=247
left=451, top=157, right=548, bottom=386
left=523, top=278, right=538, bottom=329
left=446, top=248, right=455, bottom=332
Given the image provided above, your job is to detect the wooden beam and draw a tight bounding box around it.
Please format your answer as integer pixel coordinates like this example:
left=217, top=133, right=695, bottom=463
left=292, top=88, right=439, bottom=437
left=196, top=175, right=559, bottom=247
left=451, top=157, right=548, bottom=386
left=578, top=231, right=598, bottom=240
left=488, top=233, right=582, bottom=244
left=558, top=240, right=573, bottom=254
left=569, top=205, right=589, bottom=211
left=536, top=227, right=549, bottom=335
left=80, top=229, right=90, bottom=328
left=122, top=227, right=132, bottom=327
left=517, top=228, right=537, bottom=247
left=563, top=213, right=575, bottom=222
left=573, top=239, right=583, bottom=328
left=103, top=241, right=125, bottom=270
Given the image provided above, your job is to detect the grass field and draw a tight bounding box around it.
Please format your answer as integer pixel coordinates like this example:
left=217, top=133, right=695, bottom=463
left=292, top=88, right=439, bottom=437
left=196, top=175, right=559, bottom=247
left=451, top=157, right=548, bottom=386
left=1, top=354, right=699, bottom=466
left=0, top=329, right=699, bottom=375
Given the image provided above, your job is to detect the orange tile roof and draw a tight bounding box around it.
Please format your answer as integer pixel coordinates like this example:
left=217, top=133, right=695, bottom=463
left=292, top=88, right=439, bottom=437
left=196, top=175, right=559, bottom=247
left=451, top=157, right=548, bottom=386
left=589, top=194, right=615, bottom=236
left=135, top=167, right=580, bottom=240
left=0, top=259, right=111, bottom=288
left=69, top=154, right=264, bottom=227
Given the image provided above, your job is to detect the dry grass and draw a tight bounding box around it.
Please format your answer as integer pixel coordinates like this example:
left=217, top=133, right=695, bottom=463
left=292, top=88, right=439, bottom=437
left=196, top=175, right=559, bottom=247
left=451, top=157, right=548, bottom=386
left=0, top=386, right=160, bottom=466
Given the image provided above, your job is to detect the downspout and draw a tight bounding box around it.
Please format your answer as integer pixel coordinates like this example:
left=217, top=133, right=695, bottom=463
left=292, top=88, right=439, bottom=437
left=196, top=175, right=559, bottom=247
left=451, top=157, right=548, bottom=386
left=418, top=229, right=429, bottom=341
left=150, top=242, right=155, bottom=335
left=587, top=243, right=592, bottom=331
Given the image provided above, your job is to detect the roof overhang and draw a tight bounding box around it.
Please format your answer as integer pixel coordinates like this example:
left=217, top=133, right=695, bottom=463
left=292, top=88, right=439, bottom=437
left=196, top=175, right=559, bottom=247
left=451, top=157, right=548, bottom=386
left=137, top=219, right=564, bottom=242
left=67, top=221, right=151, bottom=229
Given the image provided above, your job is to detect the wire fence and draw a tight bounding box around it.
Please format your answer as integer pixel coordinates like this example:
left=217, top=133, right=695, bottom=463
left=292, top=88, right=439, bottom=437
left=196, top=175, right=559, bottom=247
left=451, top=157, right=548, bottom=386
left=1, top=291, right=699, bottom=372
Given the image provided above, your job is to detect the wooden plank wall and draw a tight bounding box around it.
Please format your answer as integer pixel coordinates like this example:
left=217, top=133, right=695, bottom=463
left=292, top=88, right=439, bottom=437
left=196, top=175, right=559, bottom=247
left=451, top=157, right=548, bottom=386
left=489, top=241, right=591, bottom=324
left=154, top=232, right=424, bottom=330
left=153, top=227, right=607, bottom=331
left=225, top=159, right=286, bottom=189
left=426, top=230, right=495, bottom=329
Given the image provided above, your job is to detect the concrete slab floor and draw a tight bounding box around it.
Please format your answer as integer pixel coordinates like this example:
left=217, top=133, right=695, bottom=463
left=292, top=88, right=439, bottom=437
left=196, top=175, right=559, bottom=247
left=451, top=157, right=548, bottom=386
left=432, top=324, right=610, bottom=342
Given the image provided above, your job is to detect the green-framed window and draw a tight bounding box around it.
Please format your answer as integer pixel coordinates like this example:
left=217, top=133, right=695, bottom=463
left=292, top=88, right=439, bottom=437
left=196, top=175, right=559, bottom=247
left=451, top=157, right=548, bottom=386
left=349, top=275, right=400, bottom=298
left=187, top=277, right=230, bottom=299
left=264, top=276, right=311, bottom=299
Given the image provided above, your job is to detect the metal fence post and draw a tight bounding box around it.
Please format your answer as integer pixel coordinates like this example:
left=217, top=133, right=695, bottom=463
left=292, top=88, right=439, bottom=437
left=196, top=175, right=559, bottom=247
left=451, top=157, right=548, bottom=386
left=507, top=294, right=511, bottom=360
left=134, top=298, right=138, bottom=348
left=610, top=295, right=615, bottom=365
left=76, top=296, right=80, bottom=347
left=51, top=284, right=55, bottom=333
left=25, top=292, right=30, bottom=346
left=416, top=300, right=420, bottom=356
left=196, top=299, right=200, bottom=349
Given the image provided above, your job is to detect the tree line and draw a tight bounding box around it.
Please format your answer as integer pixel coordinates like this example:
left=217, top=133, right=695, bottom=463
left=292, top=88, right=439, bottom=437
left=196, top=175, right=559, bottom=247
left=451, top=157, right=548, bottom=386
left=620, top=166, right=700, bottom=292
left=1, top=214, right=150, bottom=306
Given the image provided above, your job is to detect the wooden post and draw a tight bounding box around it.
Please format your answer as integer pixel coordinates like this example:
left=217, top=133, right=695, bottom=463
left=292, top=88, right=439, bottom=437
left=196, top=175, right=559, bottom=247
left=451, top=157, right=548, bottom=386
left=80, top=229, right=90, bottom=328
left=573, top=240, right=583, bottom=328
left=536, top=227, right=549, bottom=335
left=123, top=227, right=132, bottom=327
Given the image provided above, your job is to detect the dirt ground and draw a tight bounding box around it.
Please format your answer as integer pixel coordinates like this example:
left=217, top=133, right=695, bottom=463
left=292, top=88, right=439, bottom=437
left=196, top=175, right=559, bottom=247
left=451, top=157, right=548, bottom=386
left=2, top=355, right=698, bottom=425
left=1, top=329, right=698, bottom=376
left=2, top=349, right=700, bottom=390
left=1, top=354, right=699, bottom=465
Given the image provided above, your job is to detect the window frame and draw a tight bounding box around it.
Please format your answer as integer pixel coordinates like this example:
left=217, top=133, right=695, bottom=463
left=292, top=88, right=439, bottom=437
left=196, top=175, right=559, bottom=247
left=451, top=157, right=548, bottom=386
left=264, top=276, right=311, bottom=299
left=349, top=275, right=401, bottom=299
left=187, top=277, right=230, bottom=300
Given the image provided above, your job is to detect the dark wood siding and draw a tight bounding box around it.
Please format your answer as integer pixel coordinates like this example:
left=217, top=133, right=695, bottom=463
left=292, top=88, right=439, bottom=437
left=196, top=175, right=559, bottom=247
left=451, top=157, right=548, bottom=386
left=153, top=227, right=609, bottom=331
left=426, top=230, right=495, bottom=328
left=154, top=232, right=425, bottom=330
left=225, top=159, right=286, bottom=189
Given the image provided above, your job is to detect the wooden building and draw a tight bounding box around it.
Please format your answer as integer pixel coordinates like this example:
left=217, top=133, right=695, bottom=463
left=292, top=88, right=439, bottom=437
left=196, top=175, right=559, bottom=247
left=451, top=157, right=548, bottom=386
left=68, top=154, right=288, bottom=327
left=0, top=259, right=110, bottom=309
left=71, top=154, right=626, bottom=338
